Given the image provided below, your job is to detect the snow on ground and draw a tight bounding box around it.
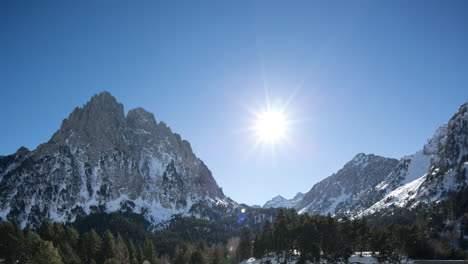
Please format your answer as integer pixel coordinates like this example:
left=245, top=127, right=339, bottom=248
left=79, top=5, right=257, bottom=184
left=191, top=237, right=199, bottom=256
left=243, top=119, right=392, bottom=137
left=240, top=252, right=413, bottom=264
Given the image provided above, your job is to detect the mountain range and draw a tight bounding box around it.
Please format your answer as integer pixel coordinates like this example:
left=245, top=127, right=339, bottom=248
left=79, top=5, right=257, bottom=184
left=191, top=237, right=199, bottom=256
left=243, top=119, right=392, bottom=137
left=263, top=102, right=468, bottom=218
left=0, top=92, right=466, bottom=228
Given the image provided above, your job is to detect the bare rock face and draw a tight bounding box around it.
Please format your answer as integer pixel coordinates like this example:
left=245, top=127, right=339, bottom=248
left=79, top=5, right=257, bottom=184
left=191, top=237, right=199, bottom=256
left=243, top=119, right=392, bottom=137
left=0, top=92, right=231, bottom=227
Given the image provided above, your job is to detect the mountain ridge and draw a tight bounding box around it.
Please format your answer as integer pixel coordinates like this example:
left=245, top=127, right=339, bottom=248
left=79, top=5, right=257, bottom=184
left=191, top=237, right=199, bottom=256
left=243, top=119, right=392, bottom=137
left=0, top=92, right=234, bottom=228
left=1, top=92, right=466, bottom=228
left=263, top=102, right=468, bottom=218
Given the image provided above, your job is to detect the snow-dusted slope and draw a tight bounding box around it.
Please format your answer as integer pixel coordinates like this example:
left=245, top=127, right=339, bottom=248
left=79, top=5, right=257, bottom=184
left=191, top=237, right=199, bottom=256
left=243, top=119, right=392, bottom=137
left=0, top=92, right=235, bottom=227
left=360, top=102, right=468, bottom=216
left=264, top=102, right=468, bottom=218
left=295, top=154, right=398, bottom=216
left=262, top=192, right=304, bottom=209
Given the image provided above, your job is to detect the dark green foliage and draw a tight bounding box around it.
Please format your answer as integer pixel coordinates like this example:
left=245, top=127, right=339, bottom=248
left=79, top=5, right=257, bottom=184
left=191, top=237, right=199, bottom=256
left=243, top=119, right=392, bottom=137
left=190, top=250, right=207, bottom=264
left=101, top=230, right=116, bottom=262
left=113, top=234, right=130, bottom=264
left=143, top=238, right=158, bottom=264
left=74, top=212, right=150, bottom=244
left=172, top=242, right=192, bottom=264
left=103, top=259, right=119, bottom=264
left=237, top=227, right=253, bottom=261
left=2, top=188, right=468, bottom=264
left=250, top=209, right=468, bottom=263
left=33, top=239, right=63, bottom=264
left=59, top=242, right=81, bottom=264
left=79, top=229, right=101, bottom=263
left=127, top=240, right=139, bottom=264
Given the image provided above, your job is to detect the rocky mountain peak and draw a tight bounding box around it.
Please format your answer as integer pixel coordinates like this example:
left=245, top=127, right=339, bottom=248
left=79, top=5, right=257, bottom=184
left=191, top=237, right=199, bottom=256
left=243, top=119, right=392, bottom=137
left=272, top=195, right=286, bottom=201
left=76, top=91, right=126, bottom=125
left=296, top=153, right=398, bottom=215
left=359, top=102, right=468, bottom=216
left=293, top=192, right=304, bottom=200
left=15, top=146, right=30, bottom=157
left=49, top=92, right=126, bottom=149
left=127, top=107, right=158, bottom=131
left=347, top=153, right=383, bottom=169
left=0, top=92, right=232, bottom=228
left=262, top=193, right=305, bottom=209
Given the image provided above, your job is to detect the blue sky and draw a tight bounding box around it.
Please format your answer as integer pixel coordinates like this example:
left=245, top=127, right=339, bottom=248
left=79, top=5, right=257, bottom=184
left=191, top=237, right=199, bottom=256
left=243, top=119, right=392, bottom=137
left=1, top=0, right=467, bottom=206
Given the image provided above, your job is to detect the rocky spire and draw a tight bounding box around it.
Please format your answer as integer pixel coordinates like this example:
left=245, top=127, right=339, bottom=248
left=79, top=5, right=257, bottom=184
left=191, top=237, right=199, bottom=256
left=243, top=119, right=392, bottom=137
left=50, top=91, right=126, bottom=149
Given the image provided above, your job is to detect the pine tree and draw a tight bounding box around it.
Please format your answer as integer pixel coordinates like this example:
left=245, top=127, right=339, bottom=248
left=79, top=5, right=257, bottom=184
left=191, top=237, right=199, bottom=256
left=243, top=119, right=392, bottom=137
left=173, top=242, right=192, bottom=264
left=191, top=250, right=207, bottom=264
left=114, top=234, right=130, bottom=264
left=143, top=238, right=158, bottom=264
left=260, top=220, right=273, bottom=256
left=101, top=230, right=116, bottom=262
left=209, top=245, right=224, bottom=264
left=32, top=239, right=63, bottom=264
left=0, top=221, right=25, bottom=263
left=52, top=222, right=65, bottom=246
left=252, top=235, right=264, bottom=259
left=273, top=209, right=288, bottom=261
left=65, top=226, right=80, bottom=249
left=59, top=242, right=81, bottom=264
left=79, top=229, right=101, bottom=263
left=297, top=215, right=320, bottom=263
left=127, top=240, right=139, bottom=264
left=38, top=219, right=54, bottom=242
left=237, top=226, right=253, bottom=261
left=23, top=226, right=36, bottom=262
left=137, top=246, right=144, bottom=264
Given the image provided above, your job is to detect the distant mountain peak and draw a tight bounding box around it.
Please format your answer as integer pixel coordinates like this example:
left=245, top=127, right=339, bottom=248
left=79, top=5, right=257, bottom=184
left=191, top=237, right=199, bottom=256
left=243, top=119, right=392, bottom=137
left=272, top=195, right=286, bottom=201
left=263, top=192, right=305, bottom=209
left=293, top=192, right=304, bottom=200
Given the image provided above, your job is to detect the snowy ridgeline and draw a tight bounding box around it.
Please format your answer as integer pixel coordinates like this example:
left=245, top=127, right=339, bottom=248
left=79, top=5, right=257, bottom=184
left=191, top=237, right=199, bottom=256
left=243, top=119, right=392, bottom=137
left=240, top=252, right=413, bottom=264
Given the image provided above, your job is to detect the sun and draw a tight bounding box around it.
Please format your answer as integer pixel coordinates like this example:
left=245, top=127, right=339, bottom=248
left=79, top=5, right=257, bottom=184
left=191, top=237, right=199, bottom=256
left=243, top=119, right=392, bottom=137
left=254, top=110, right=288, bottom=143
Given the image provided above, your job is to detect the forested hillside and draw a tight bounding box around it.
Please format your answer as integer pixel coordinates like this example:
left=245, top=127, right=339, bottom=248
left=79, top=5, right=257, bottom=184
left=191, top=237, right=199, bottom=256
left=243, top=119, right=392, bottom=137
left=1, top=188, right=468, bottom=264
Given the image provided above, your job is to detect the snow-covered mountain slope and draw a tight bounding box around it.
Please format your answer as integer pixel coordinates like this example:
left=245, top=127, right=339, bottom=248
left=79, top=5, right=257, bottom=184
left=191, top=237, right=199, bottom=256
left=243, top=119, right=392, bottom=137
left=0, top=92, right=235, bottom=228
left=264, top=102, right=467, bottom=218
left=262, top=192, right=304, bottom=209
left=360, top=102, right=468, bottom=216
left=296, top=154, right=399, bottom=216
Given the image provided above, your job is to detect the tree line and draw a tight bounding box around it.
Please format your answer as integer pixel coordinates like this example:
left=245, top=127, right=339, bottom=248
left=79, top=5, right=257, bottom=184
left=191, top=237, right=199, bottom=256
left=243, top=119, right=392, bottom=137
left=0, top=214, right=239, bottom=264
left=1, top=187, right=467, bottom=264
left=239, top=209, right=468, bottom=263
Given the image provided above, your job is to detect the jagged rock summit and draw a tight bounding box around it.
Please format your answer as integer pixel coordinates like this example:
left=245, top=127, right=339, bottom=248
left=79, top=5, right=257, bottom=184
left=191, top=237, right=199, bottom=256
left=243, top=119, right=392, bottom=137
left=0, top=92, right=232, bottom=227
